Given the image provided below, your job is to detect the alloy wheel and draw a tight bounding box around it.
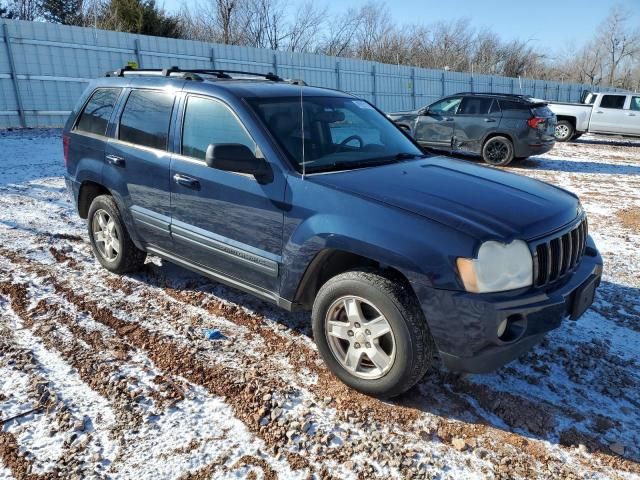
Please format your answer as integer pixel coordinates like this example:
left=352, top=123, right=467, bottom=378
left=92, top=209, right=121, bottom=262
left=325, top=296, right=396, bottom=379
left=486, top=140, right=509, bottom=164
left=555, top=123, right=570, bottom=140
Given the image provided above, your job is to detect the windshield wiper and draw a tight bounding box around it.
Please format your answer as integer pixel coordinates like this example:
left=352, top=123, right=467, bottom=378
left=305, top=157, right=398, bottom=173
left=393, top=152, right=428, bottom=160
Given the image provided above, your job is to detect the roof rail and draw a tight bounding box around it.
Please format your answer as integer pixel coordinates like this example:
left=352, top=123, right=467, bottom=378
left=454, top=92, right=531, bottom=99
left=104, top=66, right=285, bottom=82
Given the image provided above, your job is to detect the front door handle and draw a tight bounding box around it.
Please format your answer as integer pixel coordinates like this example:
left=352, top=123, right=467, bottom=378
left=625, top=112, right=637, bottom=116
left=173, top=173, right=200, bottom=190
left=484, top=118, right=497, bottom=123
left=106, top=154, right=125, bottom=167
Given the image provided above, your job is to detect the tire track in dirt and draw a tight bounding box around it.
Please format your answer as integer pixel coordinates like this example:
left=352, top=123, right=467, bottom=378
left=0, top=284, right=114, bottom=480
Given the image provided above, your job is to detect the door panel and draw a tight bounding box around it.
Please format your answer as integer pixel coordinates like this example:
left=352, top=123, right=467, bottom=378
left=170, top=158, right=285, bottom=291
left=453, top=97, right=501, bottom=154
left=589, top=95, right=629, bottom=134
left=170, top=95, right=286, bottom=292
left=414, top=97, right=461, bottom=149
left=103, top=88, right=176, bottom=250
left=623, top=96, right=640, bottom=135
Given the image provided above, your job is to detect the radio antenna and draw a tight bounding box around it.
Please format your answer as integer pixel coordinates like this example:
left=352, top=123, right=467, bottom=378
left=300, top=83, right=306, bottom=179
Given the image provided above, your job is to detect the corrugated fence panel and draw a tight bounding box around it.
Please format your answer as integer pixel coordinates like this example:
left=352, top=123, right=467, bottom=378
left=0, top=19, right=628, bottom=128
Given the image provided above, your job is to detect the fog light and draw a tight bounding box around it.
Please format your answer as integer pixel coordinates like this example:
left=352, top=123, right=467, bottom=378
left=497, top=314, right=527, bottom=343
left=497, top=318, right=508, bottom=338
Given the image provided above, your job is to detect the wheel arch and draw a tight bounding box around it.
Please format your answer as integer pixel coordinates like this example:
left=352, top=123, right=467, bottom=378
left=292, top=248, right=419, bottom=310
left=77, top=181, right=111, bottom=219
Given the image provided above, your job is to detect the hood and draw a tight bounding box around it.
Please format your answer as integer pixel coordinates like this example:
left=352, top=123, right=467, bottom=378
left=310, top=156, right=581, bottom=241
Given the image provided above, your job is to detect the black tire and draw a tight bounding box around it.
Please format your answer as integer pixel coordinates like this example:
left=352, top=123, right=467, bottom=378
left=554, top=120, right=575, bottom=142
left=311, top=269, right=434, bottom=398
left=515, top=156, right=529, bottom=161
left=87, top=195, right=146, bottom=274
left=481, top=136, right=514, bottom=166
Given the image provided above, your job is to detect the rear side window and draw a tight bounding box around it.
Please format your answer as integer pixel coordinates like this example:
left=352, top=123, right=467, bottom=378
left=458, top=97, right=493, bottom=115
left=182, top=96, right=255, bottom=160
left=631, top=97, right=640, bottom=111
left=119, top=90, right=175, bottom=150
left=498, top=100, right=530, bottom=111
left=75, top=88, right=121, bottom=136
left=533, top=106, right=553, bottom=117
left=599, top=95, right=626, bottom=110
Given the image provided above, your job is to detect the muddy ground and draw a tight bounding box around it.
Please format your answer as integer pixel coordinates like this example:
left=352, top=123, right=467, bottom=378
left=0, top=130, right=639, bottom=479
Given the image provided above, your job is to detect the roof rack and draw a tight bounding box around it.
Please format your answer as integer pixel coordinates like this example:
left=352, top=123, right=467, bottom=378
left=454, top=92, right=532, bottom=99
left=105, top=65, right=287, bottom=82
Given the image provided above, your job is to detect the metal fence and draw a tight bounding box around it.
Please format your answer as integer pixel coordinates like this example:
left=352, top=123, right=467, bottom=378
left=0, top=19, right=627, bottom=128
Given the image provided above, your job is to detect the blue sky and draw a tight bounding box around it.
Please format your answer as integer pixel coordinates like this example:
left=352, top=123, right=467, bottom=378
left=162, top=0, right=640, bottom=55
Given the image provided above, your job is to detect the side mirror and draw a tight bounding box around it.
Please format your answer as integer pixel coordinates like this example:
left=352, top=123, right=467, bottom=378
left=419, top=107, right=430, bottom=116
left=205, top=144, right=268, bottom=177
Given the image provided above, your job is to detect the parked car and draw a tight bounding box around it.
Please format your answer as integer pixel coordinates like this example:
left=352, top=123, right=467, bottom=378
left=548, top=91, right=640, bottom=142
left=388, top=93, right=557, bottom=166
left=63, top=67, right=602, bottom=398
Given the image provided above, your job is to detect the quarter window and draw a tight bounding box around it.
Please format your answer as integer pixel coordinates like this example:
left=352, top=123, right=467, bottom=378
left=75, top=88, right=121, bottom=136
left=458, top=97, right=493, bottom=115
left=182, top=96, right=255, bottom=160
left=631, top=96, right=640, bottom=111
left=599, top=95, right=626, bottom=110
left=119, top=90, right=175, bottom=150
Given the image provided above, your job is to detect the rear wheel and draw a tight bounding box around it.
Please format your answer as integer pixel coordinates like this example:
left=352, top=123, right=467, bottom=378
left=87, top=195, right=146, bottom=274
left=312, top=269, right=434, bottom=398
left=554, top=120, right=574, bottom=142
left=482, top=136, right=514, bottom=166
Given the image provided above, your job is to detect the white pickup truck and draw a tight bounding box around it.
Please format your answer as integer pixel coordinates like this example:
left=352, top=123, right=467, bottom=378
left=548, top=92, right=640, bottom=142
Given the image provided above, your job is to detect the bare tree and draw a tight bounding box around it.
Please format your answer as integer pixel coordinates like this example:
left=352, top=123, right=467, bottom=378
left=286, top=1, right=326, bottom=52
left=598, top=5, right=639, bottom=86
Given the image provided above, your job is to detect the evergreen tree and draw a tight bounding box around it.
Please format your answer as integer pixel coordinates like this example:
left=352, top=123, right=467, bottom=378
left=101, top=0, right=182, bottom=38
left=41, top=0, right=83, bottom=24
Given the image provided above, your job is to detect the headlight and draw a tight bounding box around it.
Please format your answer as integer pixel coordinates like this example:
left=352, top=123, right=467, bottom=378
left=456, top=240, right=533, bottom=293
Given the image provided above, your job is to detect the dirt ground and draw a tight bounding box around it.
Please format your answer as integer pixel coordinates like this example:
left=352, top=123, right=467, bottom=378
left=0, top=129, right=639, bottom=479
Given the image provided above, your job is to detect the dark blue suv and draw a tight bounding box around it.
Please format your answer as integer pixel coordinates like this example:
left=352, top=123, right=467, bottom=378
left=63, top=67, right=602, bottom=398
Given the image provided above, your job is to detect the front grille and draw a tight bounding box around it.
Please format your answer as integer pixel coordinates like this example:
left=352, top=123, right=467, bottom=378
left=533, top=217, right=588, bottom=287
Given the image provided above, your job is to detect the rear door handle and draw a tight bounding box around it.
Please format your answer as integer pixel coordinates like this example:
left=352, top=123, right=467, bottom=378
left=595, top=110, right=604, bottom=114
left=106, top=154, right=125, bottom=167
left=173, top=173, right=200, bottom=190
left=442, top=117, right=453, bottom=122
left=625, top=112, right=637, bottom=116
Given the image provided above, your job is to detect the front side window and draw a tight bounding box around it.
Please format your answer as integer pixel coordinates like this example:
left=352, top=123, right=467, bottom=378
left=75, top=88, right=121, bottom=136
left=458, top=97, right=493, bottom=115
left=248, top=96, right=423, bottom=173
left=182, top=96, right=255, bottom=160
left=428, top=97, right=462, bottom=115
left=630, top=96, right=640, bottom=111
left=119, top=90, right=175, bottom=150
left=599, top=95, right=626, bottom=110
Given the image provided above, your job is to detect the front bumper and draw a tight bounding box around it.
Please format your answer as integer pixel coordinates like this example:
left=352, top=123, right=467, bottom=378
left=415, top=237, right=603, bottom=373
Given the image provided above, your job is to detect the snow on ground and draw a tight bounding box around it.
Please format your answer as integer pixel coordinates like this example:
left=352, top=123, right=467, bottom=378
left=0, top=128, right=639, bottom=479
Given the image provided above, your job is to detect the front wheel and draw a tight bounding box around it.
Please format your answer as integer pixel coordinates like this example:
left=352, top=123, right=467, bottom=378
left=312, top=269, right=434, bottom=398
left=554, top=120, right=575, bottom=142
left=482, top=136, right=514, bottom=166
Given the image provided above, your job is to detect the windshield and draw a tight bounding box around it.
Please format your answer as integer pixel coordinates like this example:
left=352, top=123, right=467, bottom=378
left=247, top=96, right=424, bottom=173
